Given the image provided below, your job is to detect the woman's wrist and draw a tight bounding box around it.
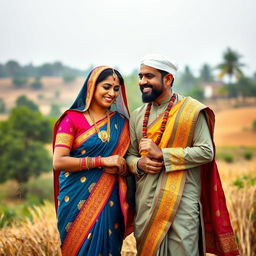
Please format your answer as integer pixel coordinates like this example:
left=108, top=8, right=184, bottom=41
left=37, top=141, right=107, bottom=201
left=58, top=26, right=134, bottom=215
left=80, top=156, right=102, bottom=170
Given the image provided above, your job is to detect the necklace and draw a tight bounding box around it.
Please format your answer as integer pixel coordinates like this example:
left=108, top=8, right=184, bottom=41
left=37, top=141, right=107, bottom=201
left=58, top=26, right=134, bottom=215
left=88, top=110, right=110, bottom=142
left=142, top=93, right=176, bottom=145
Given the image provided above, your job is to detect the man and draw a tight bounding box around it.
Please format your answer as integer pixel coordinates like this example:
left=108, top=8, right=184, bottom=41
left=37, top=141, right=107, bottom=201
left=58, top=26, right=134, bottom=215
left=126, top=54, right=239, bottom=256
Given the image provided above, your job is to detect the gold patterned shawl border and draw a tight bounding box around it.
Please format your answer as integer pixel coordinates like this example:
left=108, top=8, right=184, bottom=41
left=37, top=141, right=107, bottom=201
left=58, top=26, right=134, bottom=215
left=84, top=66, right=110, bottom=111
left=61, top=173, right=116, bottom=256
left=205, top=231, right=240, bottom=255
left=73, top=112, right=115, bottom=149
left=139, top=171, right=187, bottom=255
left=147, top=97, right=185, bottom=130
left=55, top=133, right=74, bottom=148
left=139, top=98, right=205, bottom=255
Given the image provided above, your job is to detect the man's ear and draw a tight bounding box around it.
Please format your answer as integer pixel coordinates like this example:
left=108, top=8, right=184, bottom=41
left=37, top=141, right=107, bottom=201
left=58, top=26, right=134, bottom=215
left=164, top=74, right=174, bottom=87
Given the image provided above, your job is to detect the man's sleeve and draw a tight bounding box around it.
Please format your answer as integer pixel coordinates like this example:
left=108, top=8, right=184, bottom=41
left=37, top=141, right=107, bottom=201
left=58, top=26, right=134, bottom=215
left=163, top=112, right=214, bottom=172
left=126, top=112, right=141, bottom=174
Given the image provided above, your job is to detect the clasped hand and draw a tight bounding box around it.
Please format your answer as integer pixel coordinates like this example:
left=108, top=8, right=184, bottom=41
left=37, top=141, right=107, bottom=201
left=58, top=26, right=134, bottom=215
left=138, top=138, right=164, bottom=174
left=101, top=155, right=128, bottom=176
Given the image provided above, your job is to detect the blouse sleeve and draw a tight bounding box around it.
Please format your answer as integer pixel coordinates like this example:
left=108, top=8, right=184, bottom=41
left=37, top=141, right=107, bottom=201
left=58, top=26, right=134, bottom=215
left=54, top=113, right=75, bottom=149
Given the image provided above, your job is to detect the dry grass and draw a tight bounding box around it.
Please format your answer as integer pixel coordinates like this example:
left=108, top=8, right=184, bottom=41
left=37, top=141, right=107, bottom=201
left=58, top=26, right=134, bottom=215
left=0, top=161, right=255, bottom=256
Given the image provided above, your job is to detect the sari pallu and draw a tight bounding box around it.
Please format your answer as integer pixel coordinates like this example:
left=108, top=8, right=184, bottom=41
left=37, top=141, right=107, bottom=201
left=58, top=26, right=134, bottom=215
left=138, top=97, right=239, bottom=256
left=55, top=111, right=130, bottom=256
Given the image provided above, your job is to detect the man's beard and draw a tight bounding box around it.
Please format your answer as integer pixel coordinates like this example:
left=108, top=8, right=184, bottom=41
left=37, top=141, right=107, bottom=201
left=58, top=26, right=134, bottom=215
left=140, top=83, right=164, bottom=103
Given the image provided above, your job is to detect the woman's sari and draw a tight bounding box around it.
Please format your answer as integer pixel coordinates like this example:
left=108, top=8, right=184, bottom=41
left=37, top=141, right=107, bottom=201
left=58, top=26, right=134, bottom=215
left=53, top=66, right=133, bottom=256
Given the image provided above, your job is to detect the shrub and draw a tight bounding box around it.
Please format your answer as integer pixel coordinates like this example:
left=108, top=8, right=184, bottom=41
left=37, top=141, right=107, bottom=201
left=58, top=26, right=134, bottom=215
left=31, top=77, right=42, bottom=89
left=12, top=77, right=28, bottom=87
left=233, top=175, right=256, bottom=189
left=244, top=151, right=253, bottom=160
left=253, top=120, right=256, bottom=132
left=63, top=73, right=76, bottom=83
left=25, top=175, right=53, bottom=204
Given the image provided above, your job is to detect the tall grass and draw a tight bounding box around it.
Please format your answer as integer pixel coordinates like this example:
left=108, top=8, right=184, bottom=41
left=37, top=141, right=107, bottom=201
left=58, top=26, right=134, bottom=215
left=0, top=160, right=255, bottom=256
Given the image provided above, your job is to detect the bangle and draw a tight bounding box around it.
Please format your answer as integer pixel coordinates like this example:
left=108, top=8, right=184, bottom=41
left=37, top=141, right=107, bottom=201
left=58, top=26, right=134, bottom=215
left=95, top=156, right=102, bottom=167
left=80, top=157, right=87, bottom=170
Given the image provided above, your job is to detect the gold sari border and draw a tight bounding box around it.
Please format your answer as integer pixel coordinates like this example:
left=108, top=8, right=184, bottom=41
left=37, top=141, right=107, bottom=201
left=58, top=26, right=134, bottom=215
left=61, top=173, right=116, bottom=256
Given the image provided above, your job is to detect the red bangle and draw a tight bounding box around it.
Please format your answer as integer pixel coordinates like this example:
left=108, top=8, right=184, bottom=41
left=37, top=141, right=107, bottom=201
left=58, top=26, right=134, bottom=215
left=80, top=157, right=87, bottom=170
left=95, top=156, right=102, bottom=167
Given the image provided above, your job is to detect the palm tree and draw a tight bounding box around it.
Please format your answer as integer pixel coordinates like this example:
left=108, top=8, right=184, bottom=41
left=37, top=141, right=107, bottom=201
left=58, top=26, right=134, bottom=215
left=217, top=47, right=244, bottom=83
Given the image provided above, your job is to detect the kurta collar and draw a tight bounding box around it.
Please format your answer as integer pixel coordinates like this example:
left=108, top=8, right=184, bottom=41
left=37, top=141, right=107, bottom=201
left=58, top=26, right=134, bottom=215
left=152, top=91, right=174, bottom=106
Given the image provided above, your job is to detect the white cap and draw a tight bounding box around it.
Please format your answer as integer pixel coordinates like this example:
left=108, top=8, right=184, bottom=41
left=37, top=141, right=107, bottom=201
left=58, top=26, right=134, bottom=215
left=141, top=53, right=178, bottom=77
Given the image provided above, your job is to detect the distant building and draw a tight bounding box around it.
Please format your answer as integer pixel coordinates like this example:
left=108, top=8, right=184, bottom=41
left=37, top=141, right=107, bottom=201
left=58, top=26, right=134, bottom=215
left=200, top=81, right=225, bottom=99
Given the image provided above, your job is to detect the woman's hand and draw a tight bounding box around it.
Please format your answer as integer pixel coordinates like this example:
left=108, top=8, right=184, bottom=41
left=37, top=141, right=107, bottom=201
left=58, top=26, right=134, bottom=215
left=101, top=155, right=128, bottom=176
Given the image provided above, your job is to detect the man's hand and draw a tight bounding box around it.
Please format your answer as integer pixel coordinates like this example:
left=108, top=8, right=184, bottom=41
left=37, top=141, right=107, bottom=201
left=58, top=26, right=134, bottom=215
left=137, top=156, right=164, bottom=174
left=139, top=138, right=163, bottom=160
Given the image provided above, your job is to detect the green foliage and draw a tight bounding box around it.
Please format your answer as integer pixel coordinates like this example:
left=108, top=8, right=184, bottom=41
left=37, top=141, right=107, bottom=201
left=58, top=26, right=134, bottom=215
left=253, top=120, right=256, bottom=132
left=217, top=152, right=234, bottom=163
left=31, top=77, right=43, bottom=89
left=188, top=87, right=204, bottom=101
left=233, top=175, right=256, bottom=189
left=0, top=206, right=17, bottom=228
left=217, top=47, right=244, bottom=83
left=63, top=73, right=76, bottom=83
left=0, top=107, right=52, bottom=189
left=0, top=60, right=85, bottom=78
left=124, top=69, right=141, bottom=111
left=16, top=95, right=39, bottom=112
left=0, top=97, right=6, bottom=113
left=199, top=63, right=214, bottom=82
left=49, top=104, right=61, bottom=117
left=37, top=94, right=44, bottom=100
left=25, top=175, right=53, bottom=204
left=243, top=151, right=253, bottom=160
left=12, top=77, right=28, bottom=87
left=5, top=60, right=23, bottom=77
left=0, top=202, right=37, bottom=227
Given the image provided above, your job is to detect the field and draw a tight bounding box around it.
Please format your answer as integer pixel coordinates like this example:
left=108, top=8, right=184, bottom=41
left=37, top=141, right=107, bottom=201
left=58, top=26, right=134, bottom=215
left=0, top=78, right=256, bottom=255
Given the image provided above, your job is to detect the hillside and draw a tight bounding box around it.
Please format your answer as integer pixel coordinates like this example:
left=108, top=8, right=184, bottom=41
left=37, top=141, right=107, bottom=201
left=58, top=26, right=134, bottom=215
left=1, top=78, right=256, bottom=146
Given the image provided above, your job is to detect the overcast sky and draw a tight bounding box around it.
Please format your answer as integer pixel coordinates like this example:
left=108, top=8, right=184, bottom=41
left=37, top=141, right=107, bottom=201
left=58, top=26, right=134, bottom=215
left=0, top=0, right=255, bottom=75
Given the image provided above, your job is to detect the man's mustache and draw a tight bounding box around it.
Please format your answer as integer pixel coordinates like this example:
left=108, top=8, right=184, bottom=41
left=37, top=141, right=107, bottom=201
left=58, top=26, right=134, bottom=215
left=140, top=84, right=152, bottom=92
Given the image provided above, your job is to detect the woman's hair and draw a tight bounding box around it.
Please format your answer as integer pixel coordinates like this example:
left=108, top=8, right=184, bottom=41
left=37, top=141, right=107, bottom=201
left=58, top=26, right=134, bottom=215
left=96, top=68, right=124, bottom=85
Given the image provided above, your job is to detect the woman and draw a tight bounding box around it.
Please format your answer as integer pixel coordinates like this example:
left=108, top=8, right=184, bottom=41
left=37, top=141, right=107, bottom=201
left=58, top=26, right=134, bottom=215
left=53, top=66, right=133, bottom=256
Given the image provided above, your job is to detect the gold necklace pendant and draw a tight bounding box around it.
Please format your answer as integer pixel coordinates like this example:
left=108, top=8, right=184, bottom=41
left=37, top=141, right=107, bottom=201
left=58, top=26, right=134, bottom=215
left=98, top=130, right=110, bottom=142
left=88, top=109, right=111, bottom=143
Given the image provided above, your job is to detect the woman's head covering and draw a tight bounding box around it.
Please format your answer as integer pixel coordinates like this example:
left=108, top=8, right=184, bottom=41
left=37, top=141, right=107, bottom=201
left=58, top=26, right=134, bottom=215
left=70, top=66, right=129, bottom=118
left=140, top=53, right=178, bottom=78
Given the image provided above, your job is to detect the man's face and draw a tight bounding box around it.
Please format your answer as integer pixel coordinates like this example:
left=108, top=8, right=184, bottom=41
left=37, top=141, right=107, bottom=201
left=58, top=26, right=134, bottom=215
left=138, top=65, right=164, bottom=103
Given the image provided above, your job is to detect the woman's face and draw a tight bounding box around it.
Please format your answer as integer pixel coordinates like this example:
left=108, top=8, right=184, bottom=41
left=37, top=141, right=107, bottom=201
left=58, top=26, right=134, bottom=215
left=92, top=75, right=121, bottom=110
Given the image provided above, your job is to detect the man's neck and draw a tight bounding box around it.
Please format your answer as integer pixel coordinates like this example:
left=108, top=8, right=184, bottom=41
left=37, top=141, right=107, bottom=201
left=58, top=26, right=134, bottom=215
left=154, top=90, right=172, bottom=105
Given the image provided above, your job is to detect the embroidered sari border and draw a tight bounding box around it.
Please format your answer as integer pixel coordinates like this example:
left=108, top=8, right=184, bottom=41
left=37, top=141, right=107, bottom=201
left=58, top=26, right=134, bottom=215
left=61, top=173, right=116, bottom=256
left=55, top=133, right=74, bottom=148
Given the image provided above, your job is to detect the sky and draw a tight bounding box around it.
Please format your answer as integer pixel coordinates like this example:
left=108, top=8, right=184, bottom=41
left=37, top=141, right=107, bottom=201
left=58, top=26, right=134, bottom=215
left=0, top=0, right=255, bottom=75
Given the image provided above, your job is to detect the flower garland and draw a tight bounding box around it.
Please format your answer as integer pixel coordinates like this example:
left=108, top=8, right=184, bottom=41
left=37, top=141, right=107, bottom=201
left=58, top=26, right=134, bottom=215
left=142, top=93, right=177, bottom=145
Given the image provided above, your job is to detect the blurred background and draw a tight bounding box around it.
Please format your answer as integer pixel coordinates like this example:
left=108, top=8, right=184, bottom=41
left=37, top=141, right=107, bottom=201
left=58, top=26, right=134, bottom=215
left=0, top=0, right=255, bottom=255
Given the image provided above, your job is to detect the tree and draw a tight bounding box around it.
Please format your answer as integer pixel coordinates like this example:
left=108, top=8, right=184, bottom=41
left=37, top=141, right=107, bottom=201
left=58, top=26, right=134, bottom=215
left=5, top=60, right=21, bottom=77
left=16, top=95, right=39, bottom=112
left=0, top=107, right=52, bottom=197
left=12, top=77, right=28, bottom=88
left=199, top=64, right=214, bottom=83
left=31, top=77, right=43, bottom=89
left=0, top=98, right=6, bottom=113
left=63, top=73, right=76, bottom=83
left=49, top=104, right=61, bottom=117
left=217, top=47, right=244, bottom=83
